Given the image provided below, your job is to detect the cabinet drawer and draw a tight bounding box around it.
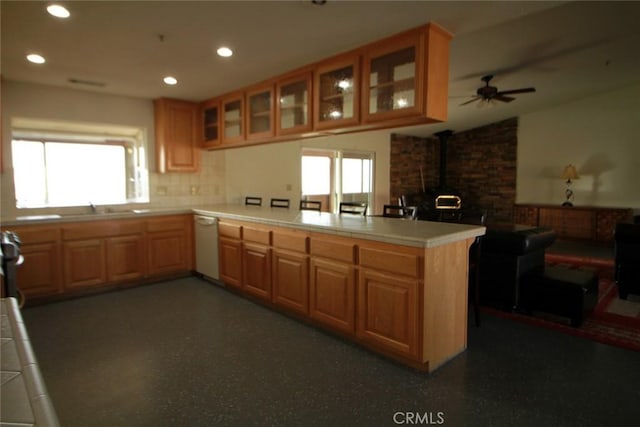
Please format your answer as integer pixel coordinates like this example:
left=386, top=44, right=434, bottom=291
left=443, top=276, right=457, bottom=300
left=272, top=229, right=308, bottom=253
left=359, top=245, right=421, bottom=278
left=243, top=225, right=271, bottom=245
left=5, top=226, right=60, bottom=244
left=63, top=220, right=144, bottom=240
left=310, top=238, right=355, bottom=263
left=147, top=216, right=187, bottom=233
left=219, top=222, right=242, bottom=239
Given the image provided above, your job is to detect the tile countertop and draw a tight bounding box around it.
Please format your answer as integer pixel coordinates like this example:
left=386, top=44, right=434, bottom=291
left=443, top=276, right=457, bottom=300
left=1, top=297, right=60, bottom=426
left=193, top=204, right=485, bottom=248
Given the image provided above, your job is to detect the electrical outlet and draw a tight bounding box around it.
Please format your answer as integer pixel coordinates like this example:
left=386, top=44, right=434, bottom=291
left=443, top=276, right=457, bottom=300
left=190, top=185, right=199, bottom=196
left=156, top=186, right=167, bottom=196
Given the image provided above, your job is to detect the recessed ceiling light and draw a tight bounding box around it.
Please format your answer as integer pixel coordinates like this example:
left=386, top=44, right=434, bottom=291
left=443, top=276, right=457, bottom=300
left=27, top=54, right=46, bottom=64
left=47, top=4, right=70, bottom=18
left=163, top=76, right=178, bottom=85
left=217, top=47, right=233, bottom=58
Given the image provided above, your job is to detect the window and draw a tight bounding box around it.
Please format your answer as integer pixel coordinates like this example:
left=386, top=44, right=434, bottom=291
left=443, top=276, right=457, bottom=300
left=301, top=148, right=374, bottom=213
left=11, top=118, right=149, bottom=209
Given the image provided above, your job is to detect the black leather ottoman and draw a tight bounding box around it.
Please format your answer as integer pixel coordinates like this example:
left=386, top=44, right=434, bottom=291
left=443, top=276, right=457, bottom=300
left=519, top=265, right=599, bottom=327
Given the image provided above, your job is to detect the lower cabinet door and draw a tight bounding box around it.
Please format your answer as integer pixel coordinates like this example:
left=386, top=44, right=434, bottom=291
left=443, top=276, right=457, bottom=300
left=357, top=268, right=420, bottom=359
left=272, top=248, right=309, bottom=315
left=63, top=239, right=107, bottom=289
left=17, top=242, right=63, bottom=298
left=242, top=242, right=272, bottom=300
left=148, top=231, right=188, bottom=275
left=219, top=237, right=242, bottom=288
left=309, top=257, right=355, bottom=333
left=107, top=234, right=146, bottom=282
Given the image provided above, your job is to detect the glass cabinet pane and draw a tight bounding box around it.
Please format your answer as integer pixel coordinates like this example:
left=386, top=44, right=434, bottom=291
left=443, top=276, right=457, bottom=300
left=203, top=105, right=218, bottom=142
left=368, top=46, right=415, bottom=114
left=318, top=65, right=355, bottom=122
left=248, top=90, right=272, bottom=136
left=224, top=99, right=243, bottom=140
left=279, top=79, right=308, bottom=131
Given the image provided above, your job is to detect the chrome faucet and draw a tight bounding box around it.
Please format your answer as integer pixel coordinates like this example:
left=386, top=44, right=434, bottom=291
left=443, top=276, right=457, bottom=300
left=89, top=202, right=97, bottom=214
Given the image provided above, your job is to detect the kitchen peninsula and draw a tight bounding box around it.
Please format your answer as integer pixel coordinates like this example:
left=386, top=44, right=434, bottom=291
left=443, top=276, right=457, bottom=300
left=194, top=204, right=485, bottom=372
left=3, top=206, right=484, bottom=372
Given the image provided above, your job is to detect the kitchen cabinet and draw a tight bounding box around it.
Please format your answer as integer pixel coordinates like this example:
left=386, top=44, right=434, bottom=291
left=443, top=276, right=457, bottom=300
left=362, top=23, right=450, bottom=125
left=309, top=236, right=356, bottom=333
left=3, top=225, right=63, bottom=298
left=271, top=228, right=309, bottom=315
left=201, top=98, right=221, bottom=148
left=218, top=221, right=243, bottom=288
left=276, top=71, right=312, bottom=136
left=313, top=53, right=361, bottom=131
left=107, top=234, right=146, bottom=282
left=246, top=83, right=275, bottom=141
left=147, top=215, right=193, bottom=276
left=357, top=243, right=421, bottom=359
left=221, top=92, right=245, bottom=145
left=154, top=98, right=200, bottom=173
left=63, top=239, right=107, bottom=289
left=242, top=224, right=272, bottom=300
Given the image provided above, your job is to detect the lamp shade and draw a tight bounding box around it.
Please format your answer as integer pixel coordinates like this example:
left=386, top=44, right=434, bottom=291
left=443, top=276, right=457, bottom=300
left=561, top=164, right=579, bottom=180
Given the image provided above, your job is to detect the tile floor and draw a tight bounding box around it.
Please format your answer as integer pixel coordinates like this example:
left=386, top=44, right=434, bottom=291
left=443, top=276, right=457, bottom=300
left=21, top=277, right=640, bottom=427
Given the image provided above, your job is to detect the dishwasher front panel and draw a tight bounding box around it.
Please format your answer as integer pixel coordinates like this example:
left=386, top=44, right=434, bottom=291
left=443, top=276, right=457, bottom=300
left=194, top=215, right=219, bottom=280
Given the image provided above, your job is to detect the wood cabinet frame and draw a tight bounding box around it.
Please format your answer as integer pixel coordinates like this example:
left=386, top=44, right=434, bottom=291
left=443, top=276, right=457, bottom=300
left=245, top=83, right=276, bottom=141
left=154, top=98, right=200, bottom=173
left=221, top=91, right=245, bottom=146
left=276, top=70, right=313, bottom=136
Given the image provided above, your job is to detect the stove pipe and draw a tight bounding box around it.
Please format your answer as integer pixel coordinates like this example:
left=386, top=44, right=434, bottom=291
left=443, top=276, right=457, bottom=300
left=434, top=129, right=454, bottom=189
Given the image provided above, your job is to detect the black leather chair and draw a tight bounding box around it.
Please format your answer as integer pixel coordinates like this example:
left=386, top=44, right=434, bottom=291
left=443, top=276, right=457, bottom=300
left=270, top=198, right=290, bottom=208
left=614, top=223, right=640, bottom=299
left=300, top=200, right=321, bottom=212
left=339, top=202, right=367, bottom=216
left=383, top=205, right=417, bottom=219
left=245, top=196, right=262, bottom=206
left=479, top=225, right=557, bottom=311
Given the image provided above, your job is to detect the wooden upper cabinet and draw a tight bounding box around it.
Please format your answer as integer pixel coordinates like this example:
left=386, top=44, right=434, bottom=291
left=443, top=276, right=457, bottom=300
left=313, top=53, right=361, bottom=131
left=221, top=91, right=245, bottom=145
left=154, top=98, right=200, bottom=173
left=276, top=71, right=312, bottom=136
left=201, top=98, right=221, bottom=148
left=362, top=23, right=451, bottom=124
left=246, top=83, right=275, bottom=141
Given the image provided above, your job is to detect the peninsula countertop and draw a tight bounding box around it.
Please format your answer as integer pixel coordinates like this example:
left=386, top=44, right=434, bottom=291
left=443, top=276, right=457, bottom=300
left=193, top=204, right=485, bottom=248
left=1, top=204, right=485, bottom=248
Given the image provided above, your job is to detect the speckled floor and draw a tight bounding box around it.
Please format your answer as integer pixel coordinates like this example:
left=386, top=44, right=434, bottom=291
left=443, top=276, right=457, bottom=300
left=22, top=277, right=640, bottom=426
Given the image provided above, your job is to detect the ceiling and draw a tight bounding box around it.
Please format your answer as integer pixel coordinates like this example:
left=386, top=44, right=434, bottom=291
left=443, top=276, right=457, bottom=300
left=2, top=1, right=640, bottom=137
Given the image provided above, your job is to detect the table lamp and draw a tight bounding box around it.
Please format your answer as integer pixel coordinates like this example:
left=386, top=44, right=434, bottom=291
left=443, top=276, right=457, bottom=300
left=561, top=164, right=579, bottom=206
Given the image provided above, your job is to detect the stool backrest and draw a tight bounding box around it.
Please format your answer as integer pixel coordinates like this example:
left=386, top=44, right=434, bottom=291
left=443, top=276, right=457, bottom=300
left=300, top=200, right=321, bottom=212
left=270, top=198, right=290, bottom=208
left=339, top=202, right=367, bottom=216
left=245, top=196, right=262, bottom=206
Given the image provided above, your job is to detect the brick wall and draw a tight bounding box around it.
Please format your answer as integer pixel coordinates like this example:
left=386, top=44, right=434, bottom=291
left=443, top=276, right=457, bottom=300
left=390, top=118, right=518, bottom=222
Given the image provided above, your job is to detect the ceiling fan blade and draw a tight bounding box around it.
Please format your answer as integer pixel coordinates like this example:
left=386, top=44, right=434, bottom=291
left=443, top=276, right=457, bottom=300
left=497, top=87, right=536, bottom=96
left=459, top=96, right=482, bottom=106
left=493, top=95, right=515, bottom=103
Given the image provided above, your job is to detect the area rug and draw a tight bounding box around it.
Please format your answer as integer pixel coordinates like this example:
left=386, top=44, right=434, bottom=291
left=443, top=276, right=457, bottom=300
left=481, top=254, right=640, bottom=352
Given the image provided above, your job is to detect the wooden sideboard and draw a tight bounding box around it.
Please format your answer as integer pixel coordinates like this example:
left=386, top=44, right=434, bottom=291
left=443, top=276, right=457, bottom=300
left=513, top=204, right=633, bottom=244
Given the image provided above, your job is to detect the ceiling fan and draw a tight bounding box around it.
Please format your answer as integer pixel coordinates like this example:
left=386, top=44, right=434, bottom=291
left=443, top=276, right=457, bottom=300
left=460, top=75, right=536, bottom=106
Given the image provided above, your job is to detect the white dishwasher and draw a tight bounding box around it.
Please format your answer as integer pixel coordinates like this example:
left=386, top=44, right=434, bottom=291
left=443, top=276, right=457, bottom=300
left=194, top=215, right=219, bottom=280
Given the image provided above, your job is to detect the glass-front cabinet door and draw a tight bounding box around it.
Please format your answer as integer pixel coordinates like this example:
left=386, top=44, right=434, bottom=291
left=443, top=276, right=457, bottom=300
left=221, top=92, right=245, bottom=145
left=362, top=31, right=424, bottom=123
left=201, top=98, right=220, bottom=148
left=246, top=84, right=275, bottom=140
left=277, top=71, right=312, bottom=136
left=314, top=54, right=360, bottom=130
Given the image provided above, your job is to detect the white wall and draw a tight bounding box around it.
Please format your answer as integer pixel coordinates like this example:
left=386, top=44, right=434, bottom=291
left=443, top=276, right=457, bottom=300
left=224, top=130, right=391, bottom=215
left=517, top=83, right=640, bottom=209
